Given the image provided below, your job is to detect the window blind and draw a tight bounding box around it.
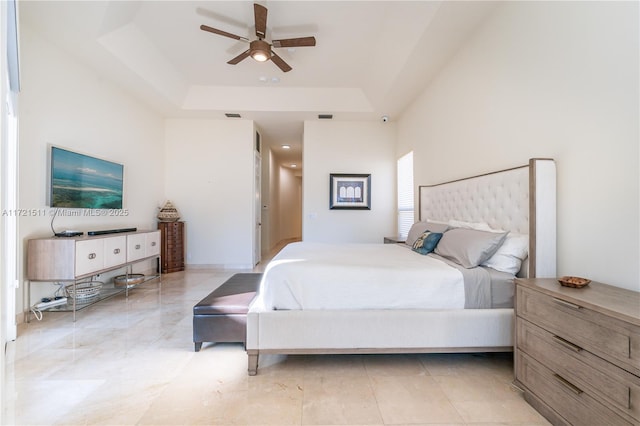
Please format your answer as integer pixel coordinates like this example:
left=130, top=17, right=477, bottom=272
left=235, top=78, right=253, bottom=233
left=397, top=151, right=414, bottom=238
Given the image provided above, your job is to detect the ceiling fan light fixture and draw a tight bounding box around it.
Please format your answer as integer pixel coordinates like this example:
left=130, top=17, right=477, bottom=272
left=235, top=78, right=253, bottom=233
left=250, top=40, right=271, bottom=62
left=252, top=51, right=269, bottom=62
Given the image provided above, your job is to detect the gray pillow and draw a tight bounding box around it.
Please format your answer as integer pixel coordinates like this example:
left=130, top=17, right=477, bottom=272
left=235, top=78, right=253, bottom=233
left=405, top=221, right=450, bottom=247
left=434, top=228, right=509, bottom=268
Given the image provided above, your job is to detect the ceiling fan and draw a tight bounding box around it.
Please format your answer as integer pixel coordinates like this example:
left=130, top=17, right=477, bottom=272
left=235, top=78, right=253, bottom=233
left=200, top=3, right=316, bottom=73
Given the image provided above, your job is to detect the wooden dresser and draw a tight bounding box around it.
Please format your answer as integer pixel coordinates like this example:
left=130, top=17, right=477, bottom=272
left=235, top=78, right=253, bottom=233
left=514, top=278, right=640, bottom=426
left=158, top=221, right=185, bottom=273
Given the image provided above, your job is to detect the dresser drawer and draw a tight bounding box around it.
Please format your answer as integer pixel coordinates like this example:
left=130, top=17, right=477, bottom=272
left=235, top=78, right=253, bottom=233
left=516, top=351, right=631, bottom=426
left=517, top=318, right=640, bottom=423
left=517, top=286, right=638, bottom=373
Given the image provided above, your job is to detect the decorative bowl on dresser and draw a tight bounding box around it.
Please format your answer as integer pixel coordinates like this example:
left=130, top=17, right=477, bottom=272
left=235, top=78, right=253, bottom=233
left=158, top=221, right=185, bottom=273
left=514, top=278, right=640, bottom=426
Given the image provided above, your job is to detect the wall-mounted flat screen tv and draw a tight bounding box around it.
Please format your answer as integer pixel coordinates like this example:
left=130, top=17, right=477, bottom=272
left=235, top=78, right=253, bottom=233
left=49, top=146, right=124, bottom=209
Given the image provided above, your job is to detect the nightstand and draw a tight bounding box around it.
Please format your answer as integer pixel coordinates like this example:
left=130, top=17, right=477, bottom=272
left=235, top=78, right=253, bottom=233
left=383, top=236, right=406, bottom=244
left=514, top=278, right=640, bottom=426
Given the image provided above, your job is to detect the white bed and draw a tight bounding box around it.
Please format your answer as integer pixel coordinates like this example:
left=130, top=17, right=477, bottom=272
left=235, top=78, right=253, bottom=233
left=246, top=158, right=556, bottom=375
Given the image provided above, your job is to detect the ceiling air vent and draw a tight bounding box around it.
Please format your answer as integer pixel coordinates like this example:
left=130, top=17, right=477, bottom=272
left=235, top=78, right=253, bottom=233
left=318, top=114, right=333, bottom=119
left=225, top=113, right=242, bottom=118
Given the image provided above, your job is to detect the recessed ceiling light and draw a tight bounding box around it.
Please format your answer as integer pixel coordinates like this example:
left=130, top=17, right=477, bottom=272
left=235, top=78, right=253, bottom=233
left=281, top=145, right=291, bottom=149
left=290, top=164, right=297, bottom=168
left=258, top=76, right=268, bottom=83
left=271, top=77, right=280, bottom=84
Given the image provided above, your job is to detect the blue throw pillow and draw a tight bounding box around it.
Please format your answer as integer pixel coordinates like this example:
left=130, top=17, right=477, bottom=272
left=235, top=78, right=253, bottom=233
left=411, top=231, right=443, bottom=255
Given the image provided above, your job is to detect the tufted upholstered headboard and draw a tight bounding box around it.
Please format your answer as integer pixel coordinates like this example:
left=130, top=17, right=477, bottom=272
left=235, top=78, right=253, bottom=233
left=418, top=158, right=556, bottom=278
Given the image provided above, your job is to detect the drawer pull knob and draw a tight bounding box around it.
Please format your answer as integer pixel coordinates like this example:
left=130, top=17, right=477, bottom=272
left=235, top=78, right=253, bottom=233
left=553, top=374, right=583, bottom=395
left=151, top=242, right=157, bottom=247
left=553, top=298, right=582, bottom=310
left=113, top=248, right=120, bottom=254
left=552, top=335, right=583, bottom=352
left=88, top=253, right=96, bottom=260
left=135, top=244, right=141, bottom=250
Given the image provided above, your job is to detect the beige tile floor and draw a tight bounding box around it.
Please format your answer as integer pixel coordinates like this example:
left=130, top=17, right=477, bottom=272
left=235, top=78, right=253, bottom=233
left=5, top=246, right=550, bottom=426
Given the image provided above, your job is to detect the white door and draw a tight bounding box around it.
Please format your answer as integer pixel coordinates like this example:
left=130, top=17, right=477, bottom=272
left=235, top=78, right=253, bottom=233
left=254, top=149, right=262, bottom=266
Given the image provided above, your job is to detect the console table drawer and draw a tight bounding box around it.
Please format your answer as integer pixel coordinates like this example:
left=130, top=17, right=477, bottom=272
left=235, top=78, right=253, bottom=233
left=517, top=318, right=640, bottom=422
left=103, top=236, right=127, bottom=269
left=517, top=351, right=631, bottom=426
left=75, top=239, right=104, bottom=277
left=146, top=231, right=161, bottom=257
left=127, top=234, right=147, bottom=262
left=517, top=286, right=634, bottom=369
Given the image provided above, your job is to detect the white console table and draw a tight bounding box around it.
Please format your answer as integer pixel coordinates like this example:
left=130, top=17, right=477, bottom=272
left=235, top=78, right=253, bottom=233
left=26, top=230, right=161, bottom=321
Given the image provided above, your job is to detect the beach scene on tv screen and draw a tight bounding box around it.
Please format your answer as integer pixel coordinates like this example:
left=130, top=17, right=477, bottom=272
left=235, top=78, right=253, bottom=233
left=51, top=148, right=123, bottom=209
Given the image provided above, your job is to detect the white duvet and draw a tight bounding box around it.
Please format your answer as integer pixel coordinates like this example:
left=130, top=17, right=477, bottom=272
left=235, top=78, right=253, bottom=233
left=251, top=242, right=465, bottom=311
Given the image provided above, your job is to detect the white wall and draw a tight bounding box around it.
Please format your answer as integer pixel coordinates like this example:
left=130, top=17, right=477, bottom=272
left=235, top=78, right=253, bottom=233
left=303, top=121, right=396, bottom=243
left=398, top=2, right=639, bottom=291
left=164, top=118, right=255, bottom=268
left=18, top=25, right=166, bottom=312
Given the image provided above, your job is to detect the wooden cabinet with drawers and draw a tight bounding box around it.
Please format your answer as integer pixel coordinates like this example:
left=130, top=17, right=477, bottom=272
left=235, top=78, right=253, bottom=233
left=158, top=221, right=185, bottom=273
left=514, top=278, right=640, bottom=426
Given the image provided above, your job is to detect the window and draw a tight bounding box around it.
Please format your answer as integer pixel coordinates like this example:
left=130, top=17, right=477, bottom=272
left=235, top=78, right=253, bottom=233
left=397, top=151, right=414, bottom=238
left=2, top=0, right=20, bottom=342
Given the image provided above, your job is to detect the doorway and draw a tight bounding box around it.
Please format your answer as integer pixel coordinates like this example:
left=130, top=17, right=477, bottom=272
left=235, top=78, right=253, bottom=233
left=260, top=144, right=302, bottom=258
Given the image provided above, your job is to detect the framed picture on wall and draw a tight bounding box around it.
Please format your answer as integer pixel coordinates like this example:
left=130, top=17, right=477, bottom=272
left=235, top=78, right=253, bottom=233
left=329, top=173, right=371, bottom=210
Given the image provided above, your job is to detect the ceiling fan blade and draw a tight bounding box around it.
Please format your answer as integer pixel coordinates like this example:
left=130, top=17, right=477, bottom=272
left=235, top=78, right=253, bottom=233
left=272, top=36, right=316, bottom=48
left=254, top=4, right=267, bottom=39
left=200, top=25, right=249, bottom=42
left=270, top=51, right=292, bottom=72
left=227, top=49, right=251, bottom=65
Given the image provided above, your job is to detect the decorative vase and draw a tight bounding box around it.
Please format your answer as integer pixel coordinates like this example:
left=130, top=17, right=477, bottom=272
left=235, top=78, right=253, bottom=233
left=158, top=200, right=180, bottom=222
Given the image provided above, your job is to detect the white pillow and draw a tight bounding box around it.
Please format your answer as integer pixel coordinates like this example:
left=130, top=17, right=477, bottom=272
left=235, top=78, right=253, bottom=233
left=448, top=219, right=499, bottom=232
left=481, top=232, right=529, bottom=275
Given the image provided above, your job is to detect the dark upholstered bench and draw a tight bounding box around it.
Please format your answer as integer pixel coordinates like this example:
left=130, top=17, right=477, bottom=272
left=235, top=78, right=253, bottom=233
left=193, top=273, right=261, bottom=352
